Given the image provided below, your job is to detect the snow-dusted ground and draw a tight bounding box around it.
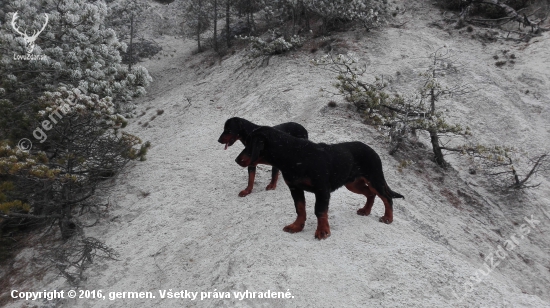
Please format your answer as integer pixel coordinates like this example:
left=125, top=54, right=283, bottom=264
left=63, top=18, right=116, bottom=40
left=5, top=1, right=550, bottom=307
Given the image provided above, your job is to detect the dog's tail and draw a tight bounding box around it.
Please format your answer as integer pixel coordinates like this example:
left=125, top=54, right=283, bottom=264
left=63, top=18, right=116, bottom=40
left=386, top=184, right=404, bottom=199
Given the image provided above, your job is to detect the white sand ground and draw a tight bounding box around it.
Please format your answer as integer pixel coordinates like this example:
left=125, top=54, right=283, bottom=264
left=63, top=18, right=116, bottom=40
left=4, top=1, right=550, bottom=307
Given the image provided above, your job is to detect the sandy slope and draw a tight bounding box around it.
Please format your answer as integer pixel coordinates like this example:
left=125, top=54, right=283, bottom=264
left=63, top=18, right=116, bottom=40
left=6, top=1, right=550, bottom=307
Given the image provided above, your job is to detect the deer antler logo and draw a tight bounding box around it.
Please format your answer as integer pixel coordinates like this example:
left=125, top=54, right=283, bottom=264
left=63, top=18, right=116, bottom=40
left=11, top=12, right=49, bottom=54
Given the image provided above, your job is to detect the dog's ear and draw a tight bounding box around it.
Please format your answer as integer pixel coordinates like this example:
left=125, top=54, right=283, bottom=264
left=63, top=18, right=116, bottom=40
left=236, top=118, right=245, bottom=133
left=223, top=118, right=231, bottom=132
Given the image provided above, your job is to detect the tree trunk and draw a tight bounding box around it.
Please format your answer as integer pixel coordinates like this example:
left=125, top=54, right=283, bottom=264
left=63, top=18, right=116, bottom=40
left=429, top=130, right=446, bottom=167
left=428, top=66, right=445, bottom=166
left=225, top=0, right=231, bottom=48
left=226, top=0, right=231, bottom=48
left=129, top=13, right=134, bottom=70
left=297, top=1, right=304, bottom=31
left=430, top=88, right=436, bottom=115
left=305, top=14, right=310, bottom=31
left=213, top=0, right=218, bottom=52
left=304, top=2, right=310, bottom=31
left=250, top=7, right=255, bottom=33
left=197, top=0, right=202, bottom=52
left=247, top=11, right=250, bottom=34
left=292, top=5, right=296, bottom=35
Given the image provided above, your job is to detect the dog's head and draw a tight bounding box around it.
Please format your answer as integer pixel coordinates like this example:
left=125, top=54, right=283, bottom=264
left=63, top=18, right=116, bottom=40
left=235, top=128, right=268, bottom=167
left=218, top=117, right=242, bottom=150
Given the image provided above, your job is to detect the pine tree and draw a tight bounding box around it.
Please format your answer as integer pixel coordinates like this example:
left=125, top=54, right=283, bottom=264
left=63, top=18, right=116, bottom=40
left=185, top=0, right=211, bottom=52
left=0, top=0, right=152, bottom=124
left=107, top=0, right=150, bottom=70
left=0, top=0, right=151, bottom=234
left=303, top=0, right=387, bottom=32
left=313, top=49, right=472, bottom=167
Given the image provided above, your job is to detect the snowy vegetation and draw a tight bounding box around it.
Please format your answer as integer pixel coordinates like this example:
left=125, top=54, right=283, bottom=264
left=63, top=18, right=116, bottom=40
left=184, top=0, right=389, bottom=53
left=313, top=50, right=549, bottom=188
left=0, top=0, right=151, bottom=248
left=0, top=0, right=549, bottom=302
left=237, top=34, right=305, bottom=56
left=313, top=52, right=470, bottom=165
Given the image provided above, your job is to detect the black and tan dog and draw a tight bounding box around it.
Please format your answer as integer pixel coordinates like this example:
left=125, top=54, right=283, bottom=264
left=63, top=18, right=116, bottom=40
left=218, top=117, right=308, bottom=197
left=235, top=126, right=404, bottom=240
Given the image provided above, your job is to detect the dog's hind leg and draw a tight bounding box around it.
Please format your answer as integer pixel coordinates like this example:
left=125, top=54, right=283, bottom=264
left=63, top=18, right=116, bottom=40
left=345, top=178, right=376, bottom=216
left=365, top=179, right=394, bottom=224
left=265, top=167, right=279, bottom=191
left=239, top=165, right=256, bottom=197
left=314, top=190, right=331, bottom=240
left=283, top=188, right=306, bottom=233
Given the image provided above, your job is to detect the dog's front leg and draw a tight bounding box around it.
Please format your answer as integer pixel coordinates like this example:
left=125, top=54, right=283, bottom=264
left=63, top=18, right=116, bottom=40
left=314, top=191, right=331, bottom=240
left=239, top=165, right=256, bottom=197
left=283, top=187, right=306, bottom=233
left=265, top=167, right=279, bottom=191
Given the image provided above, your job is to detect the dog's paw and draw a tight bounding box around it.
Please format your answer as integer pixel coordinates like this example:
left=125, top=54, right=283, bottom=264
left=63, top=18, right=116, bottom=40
left=283, top=222, right=304, bottom=233
left=379, top=216, right=393, bottom=224
left=238, top=189, right=252, bottom=197
left=315, top=214, right=331, bottom=240
left=357, top=208, right=371, bottom=216
left=315, top=223, right=330, bottom=240
left=314, top=227, right=331, bottom=240
left=265, top=183, right=277, bottom=191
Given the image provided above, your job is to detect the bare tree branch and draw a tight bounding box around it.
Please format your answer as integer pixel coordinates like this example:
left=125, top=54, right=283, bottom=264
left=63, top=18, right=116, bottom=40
left=459, top=0, right=549, bottom=32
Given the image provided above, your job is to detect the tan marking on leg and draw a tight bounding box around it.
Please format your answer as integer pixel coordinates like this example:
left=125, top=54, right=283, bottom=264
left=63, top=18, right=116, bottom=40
left=377, top=196, right=393, bottom=224
left=239, top=170, right=255, bottom=197
left=345, top=178, right=377, bottom=216
left=283, top=201, right=306, bottom=233
left=366, top=184, right=393, bottom=224
left=314, top=211, right=331, bottom=240
left=266, top=170, right=279, bottom=191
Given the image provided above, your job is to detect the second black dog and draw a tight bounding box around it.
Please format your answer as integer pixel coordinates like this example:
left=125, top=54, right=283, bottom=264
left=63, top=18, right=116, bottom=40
left=218, top=117, right=308, bottom=197
left=235, top=126, right=404, bottom=240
